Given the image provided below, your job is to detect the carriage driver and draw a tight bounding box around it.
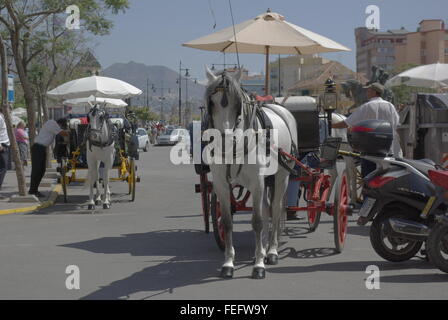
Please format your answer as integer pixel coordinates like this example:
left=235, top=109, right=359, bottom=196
left=332, top=82, right=402, bottom=177
left=29, top=119, right=70, bottom=198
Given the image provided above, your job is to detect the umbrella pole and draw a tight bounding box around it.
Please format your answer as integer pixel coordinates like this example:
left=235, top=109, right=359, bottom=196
left=265, top=46, right=270, bottom=96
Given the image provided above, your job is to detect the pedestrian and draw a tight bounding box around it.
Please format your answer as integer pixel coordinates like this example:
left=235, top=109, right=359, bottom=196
left=14, top=121, right=29, bottom=166
left=332, top=82, right=402, bottom=177
left=29, top=118, right=70, bottom=197
left=0, top=112, right=10, bottom=191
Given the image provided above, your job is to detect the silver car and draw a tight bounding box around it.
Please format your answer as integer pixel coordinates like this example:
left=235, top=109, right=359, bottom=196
left=156, top=128, right=190, bottom=147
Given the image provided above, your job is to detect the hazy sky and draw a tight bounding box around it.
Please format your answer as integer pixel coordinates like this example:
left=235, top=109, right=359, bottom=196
left=92, top=0, right=447, bottom=81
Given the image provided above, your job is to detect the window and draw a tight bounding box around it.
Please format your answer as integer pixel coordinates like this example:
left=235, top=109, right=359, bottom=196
left=445, top=48, right=448, bottom=55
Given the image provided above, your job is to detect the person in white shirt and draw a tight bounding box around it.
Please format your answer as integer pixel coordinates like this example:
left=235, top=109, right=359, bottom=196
left=29, top=119, right=69, bottom=197
left=0, top=112, right=10, bottom=190
left=333, top=82, right=402, bottom=177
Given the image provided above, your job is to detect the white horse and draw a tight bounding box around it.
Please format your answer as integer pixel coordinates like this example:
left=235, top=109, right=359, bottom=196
left=205, top=68, right=298, bottom=279
left=86, top=105, right=115, bottom=210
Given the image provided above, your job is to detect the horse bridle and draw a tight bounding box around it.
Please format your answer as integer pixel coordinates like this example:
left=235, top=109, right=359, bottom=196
left=87, top=105, right=113, bottom=149
left=207, top=73, right=243, bottom=131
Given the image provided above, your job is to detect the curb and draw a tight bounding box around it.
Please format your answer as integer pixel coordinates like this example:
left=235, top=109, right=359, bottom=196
left=0, top=184, right=62, bottom=216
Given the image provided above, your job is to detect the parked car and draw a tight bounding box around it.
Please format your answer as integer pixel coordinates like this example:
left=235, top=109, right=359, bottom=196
left=156, top=128, right=190, bottom=148
left=136, top=128, right=150, bottom=152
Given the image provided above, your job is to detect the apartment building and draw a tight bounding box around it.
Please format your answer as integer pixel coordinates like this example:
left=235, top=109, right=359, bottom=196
left=395, top=20, right=448, bottom=66
left=355, top=27, right=409, bottom=79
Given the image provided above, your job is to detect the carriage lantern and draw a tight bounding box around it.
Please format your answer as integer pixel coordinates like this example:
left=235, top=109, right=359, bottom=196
left=320, top=78, right=339, bottom=136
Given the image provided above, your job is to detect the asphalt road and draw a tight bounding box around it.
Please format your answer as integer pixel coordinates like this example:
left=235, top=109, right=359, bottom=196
left=0, top=146, right=447, bottom=300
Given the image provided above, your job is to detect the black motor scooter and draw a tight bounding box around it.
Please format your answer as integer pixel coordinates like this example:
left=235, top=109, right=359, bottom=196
left=342, top=119, right=444, bottom=262
left=425, top=169, right=448, bottom=273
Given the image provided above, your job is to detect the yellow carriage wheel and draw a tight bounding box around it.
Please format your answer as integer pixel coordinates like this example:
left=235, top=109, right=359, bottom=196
left=128, top=158, right=136, bottom=202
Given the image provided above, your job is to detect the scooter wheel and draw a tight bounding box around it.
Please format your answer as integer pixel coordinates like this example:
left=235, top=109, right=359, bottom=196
left=370, top=205, right=424, bottom=262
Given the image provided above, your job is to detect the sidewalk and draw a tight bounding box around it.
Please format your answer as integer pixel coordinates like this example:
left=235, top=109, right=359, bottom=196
left=0, top=163, right=61, bottom=215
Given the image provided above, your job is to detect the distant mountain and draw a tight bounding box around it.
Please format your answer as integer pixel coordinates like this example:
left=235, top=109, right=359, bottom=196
left=101, top=61, right=205, bottom=114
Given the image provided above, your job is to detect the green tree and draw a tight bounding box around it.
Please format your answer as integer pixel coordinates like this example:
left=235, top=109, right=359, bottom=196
left=0, top=0, right=130, bottom=144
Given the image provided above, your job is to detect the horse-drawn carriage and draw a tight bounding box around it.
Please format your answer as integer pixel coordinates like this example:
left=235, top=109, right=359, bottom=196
left=55, top=108, right=140, bottom=204
left=194, top=70, right=352, bottom=268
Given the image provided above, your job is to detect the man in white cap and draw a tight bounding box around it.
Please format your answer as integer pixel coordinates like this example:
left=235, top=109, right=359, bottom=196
left=333, top=82, right=402, bottom=177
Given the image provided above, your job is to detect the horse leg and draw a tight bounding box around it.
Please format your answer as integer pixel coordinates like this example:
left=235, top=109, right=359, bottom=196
left=102, top=148, right=114, bottom=209
left=94, top=160, right=102, bottom=206
left=87, top=154, right=98, bottom=210
left=266, top=171, right=289, bottom=266
left=251, top=181, right=267, bottom=279
left=214, top=183, right=235, bottom=278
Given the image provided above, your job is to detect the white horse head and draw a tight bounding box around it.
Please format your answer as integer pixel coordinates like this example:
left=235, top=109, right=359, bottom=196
left=205, top=67, right=243, bottom=132
left=87, top=104, right=111, bottom=145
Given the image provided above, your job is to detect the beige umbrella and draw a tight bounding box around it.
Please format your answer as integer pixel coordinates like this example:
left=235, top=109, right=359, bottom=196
left=183, top=10, right=350, bottom=94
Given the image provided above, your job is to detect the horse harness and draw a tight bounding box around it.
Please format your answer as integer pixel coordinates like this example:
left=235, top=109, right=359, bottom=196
left=86, top=107, right=116, bottom=151
left=207, top=73, right=277, bottom=186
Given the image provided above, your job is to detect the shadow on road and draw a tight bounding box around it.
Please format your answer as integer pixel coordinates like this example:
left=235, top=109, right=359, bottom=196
left=380, top=273, right=448, bottom=283
left=268, top=258, right=435, bottom=275
left=60, top=229, right=258, bottom=299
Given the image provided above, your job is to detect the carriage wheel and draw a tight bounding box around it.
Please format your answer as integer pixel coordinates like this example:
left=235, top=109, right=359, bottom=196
left=306, top=184, right=322, bottom=232
left=129, top=158, right=136, bottom=202
left=60, top=158, right=68, bottom=203
left=211, top=192, right=225, bottom=251
left=200, top=173, right=211, bottom=234
left=333, top=169, right=349, bottom=253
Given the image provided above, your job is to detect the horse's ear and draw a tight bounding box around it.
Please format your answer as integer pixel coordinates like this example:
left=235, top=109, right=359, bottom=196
left=205, top=66, right=217, bottom=83
left=233, top=66, right=244, bottom=83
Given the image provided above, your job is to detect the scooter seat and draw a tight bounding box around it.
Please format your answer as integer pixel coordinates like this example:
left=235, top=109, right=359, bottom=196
left=428, top=170, right=448, bottom=190
left=400, top=158, right=436, bottom=175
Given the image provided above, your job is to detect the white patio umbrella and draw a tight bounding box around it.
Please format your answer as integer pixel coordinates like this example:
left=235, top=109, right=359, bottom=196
left=47, top=75, right=142, bottom=100
left=63, top=96, right=128, bottom=108
left=183, top=10, right=350, bottom=94
left=386, top=63, right=448, bottom=91
left=11, top=107, right=27, bottom=118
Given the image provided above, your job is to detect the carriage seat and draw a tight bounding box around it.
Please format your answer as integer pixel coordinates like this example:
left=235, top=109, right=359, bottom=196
left=274, top=96, right=320, bottom=151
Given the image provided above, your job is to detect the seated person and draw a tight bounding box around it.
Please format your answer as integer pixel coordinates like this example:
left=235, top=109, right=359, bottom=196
left=286, top=118, right=328, bottom=220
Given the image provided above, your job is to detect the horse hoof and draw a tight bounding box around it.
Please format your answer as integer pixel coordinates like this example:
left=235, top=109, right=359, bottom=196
left=95, top=200, right=102, bottom=206
left=266, top=254, right=278, bottom=265
left=103, top=203, right=110, bottom=210
left=251, top=267, right=266, bottom=279
left=88, top=204, right=95, bottom=211
left=220, top=267, right=234, bottom=279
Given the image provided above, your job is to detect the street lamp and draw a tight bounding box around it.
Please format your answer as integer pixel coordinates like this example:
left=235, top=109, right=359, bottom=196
left=152, top=81, right=171, bottom=122
left=184, top=76, right=198, bottom=127
left=178, top=61, right=191, bottom=126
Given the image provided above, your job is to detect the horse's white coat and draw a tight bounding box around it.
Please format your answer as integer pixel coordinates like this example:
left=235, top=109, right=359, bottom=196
left=206, top=68, right=297, bottom=277
left=86, top=106, right=115, bottom=209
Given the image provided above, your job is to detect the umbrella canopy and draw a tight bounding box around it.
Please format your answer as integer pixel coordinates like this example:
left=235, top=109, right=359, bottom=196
left=183, top=10, right=350, bottom=94
left=11, top=107, right=27, bottom=118
left=47, top=76, right=142, bottom=100
left=63, top=96, right=128, bottom=108
left=386, top=63, right=448, bottom=90
left=184, top=11, right=350, bottom=54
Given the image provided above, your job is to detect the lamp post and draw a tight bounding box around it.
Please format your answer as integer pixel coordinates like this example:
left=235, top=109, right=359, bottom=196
left=152, top=81, right=171, bottom=122
left=178, top=61, right=190, bottom=126
left=184, top=76, right=198, bottom=127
